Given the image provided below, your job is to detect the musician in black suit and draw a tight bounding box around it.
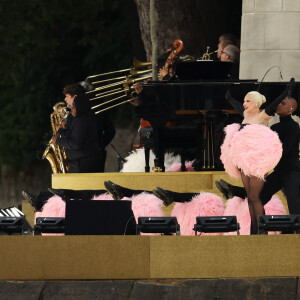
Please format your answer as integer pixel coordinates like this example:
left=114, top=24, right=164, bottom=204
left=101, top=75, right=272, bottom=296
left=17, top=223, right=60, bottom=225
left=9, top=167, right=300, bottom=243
left=61, top=83, right=115, bottom=172
left=53, top=93, right=103, bottom=173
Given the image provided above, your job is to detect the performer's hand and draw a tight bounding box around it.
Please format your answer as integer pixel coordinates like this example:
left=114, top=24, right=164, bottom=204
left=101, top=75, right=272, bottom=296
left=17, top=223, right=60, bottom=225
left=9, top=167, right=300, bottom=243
left=159, top=66, right=168, bottom=78
left=130, top=97, right=139, bottom=106
left=61, top=120, right=66, bottom=129
left=288, top=77, right=295, bottom=98
left=134, top=82, right=143, bottom=94
left=56, top=121, right=66, bottom=132
left=52, top=134, right=59, bottom=144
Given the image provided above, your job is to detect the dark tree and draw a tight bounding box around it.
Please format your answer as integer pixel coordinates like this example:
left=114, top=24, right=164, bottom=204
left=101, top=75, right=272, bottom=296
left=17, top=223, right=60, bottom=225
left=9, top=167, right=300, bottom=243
left=0, top=0, right=143, bottom=205
left=134, top=0, right=242, bottom=60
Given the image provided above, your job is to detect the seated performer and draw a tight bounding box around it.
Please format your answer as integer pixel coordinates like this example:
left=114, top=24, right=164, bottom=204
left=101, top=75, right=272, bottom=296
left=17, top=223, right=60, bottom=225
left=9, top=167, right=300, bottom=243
left=216, top=96, right=300, bottom=214
left=220, top=44, right=240, bottom=79
left=217, top=40, right=234, bottom=60
left=220, top=78, right=294, bottom=234
left=52, top=93, right=103, bottom=173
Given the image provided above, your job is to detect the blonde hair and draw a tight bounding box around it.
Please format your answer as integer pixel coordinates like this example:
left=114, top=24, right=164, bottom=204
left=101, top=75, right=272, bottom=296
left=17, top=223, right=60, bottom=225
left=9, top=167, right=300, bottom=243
left=247, top=91, right=266, bottom=108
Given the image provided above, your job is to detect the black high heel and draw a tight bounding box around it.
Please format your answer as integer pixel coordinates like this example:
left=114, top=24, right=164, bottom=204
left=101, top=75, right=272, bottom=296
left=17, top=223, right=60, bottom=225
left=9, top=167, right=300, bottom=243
left=104, top=181, right=124, bottom=200
left=152, top=187, right=174, bottom=207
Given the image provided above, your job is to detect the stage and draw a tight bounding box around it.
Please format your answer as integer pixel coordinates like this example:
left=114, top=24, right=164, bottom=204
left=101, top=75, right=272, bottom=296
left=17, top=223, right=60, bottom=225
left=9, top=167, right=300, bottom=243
left=2, top=172, right=299, bottom=299
left=0, top=235, right=299, bottom=280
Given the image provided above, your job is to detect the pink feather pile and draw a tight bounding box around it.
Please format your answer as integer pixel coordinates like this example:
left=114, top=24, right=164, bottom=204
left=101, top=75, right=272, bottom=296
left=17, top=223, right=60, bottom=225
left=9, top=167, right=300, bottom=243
left=221, top=124, right=282, bottom=179
left=171, top=192, right=225, bottom=236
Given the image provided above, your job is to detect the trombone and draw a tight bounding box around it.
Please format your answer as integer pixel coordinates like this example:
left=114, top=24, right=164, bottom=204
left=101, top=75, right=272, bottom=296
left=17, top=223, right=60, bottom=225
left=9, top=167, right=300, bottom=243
left=86, top=57, right=152, bottom=82
left=85, top=58, right=152, bottom=114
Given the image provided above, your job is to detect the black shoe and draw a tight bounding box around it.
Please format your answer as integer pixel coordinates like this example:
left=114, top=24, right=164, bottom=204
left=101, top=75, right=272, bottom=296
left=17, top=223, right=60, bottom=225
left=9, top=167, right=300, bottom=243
left=152, top=187, right=174, bottom=207
left=104, top=181, right=123, bottom=200
left=219, top=179, right=234, bottom=199
left=48, top=188, right=71, bottom=201
left=22, top=191, right=43, bottom=212
left=215, top=181, right=229, bottom=200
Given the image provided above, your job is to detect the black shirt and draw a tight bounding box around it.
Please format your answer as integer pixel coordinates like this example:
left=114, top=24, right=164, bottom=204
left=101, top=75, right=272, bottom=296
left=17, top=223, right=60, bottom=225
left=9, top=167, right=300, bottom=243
left=56, top=114, right=100, bottom=161
left=271, top=115, right=300, bottom=171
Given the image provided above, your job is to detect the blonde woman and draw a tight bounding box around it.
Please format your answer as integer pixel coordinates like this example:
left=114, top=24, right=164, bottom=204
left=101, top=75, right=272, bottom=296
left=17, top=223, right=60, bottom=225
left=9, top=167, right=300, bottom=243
left=221, top=78, right=294, bottom=234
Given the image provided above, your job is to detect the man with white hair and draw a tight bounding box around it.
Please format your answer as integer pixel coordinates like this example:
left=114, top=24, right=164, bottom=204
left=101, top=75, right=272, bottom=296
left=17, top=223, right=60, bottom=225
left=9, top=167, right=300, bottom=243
left=220, top=44, right=240, bottom=79
left=220, top=44, right=240, bottom=63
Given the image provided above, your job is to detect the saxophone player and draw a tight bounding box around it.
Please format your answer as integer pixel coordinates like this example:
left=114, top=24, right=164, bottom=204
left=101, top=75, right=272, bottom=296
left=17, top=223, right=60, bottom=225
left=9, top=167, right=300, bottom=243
left=50, top=83, right=115, bottom=173
left=52, top=92, right=103, bottom=173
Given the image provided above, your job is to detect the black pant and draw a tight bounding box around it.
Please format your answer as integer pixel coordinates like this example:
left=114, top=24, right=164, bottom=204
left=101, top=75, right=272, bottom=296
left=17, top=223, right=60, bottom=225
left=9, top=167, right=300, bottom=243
left=38, top=189, right=107, bottom=202
left=232, top=168, right=300, bottom=214
left=68, top=154, right=103, bottom=173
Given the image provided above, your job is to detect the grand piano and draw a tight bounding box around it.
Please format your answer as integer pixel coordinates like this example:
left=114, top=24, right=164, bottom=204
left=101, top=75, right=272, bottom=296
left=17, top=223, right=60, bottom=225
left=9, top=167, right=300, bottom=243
left=135, top=60, right=300, bottom=172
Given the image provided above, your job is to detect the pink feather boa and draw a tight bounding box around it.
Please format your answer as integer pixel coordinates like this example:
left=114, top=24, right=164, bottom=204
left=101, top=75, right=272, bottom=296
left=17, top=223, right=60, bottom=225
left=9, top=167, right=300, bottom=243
left=171, top=192, right=225, bottom=236
left=220, top=123, right=241, bottom=178
left=221, top=123, right=282, bottom=179
left=223, top=195, right=286, bottom=235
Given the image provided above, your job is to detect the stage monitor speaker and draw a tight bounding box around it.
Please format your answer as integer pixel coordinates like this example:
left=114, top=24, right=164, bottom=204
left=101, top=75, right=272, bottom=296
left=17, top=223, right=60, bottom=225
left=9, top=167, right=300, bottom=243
left=258, top=214, right=300, bottom=234
left=65, top=200, right=137, bottom=235
left=193, top=216, right=240, bottom=235
left=137, top=217, right=180, bottom=235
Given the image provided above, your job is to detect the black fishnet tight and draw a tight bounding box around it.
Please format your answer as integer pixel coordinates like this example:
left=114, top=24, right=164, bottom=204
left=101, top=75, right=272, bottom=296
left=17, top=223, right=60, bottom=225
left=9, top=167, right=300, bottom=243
left=241, top=171, right=265, bottom=234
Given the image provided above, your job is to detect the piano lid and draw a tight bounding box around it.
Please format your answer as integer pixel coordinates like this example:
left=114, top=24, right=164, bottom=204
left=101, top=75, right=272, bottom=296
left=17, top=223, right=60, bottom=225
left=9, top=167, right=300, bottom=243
left=175, top=60, right=235, bottom=81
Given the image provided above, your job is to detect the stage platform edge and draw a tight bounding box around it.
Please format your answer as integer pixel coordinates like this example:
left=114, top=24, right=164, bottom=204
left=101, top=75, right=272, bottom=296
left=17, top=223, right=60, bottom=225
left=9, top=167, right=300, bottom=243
left=52, top=171, right=243, bottom=193
left=0, top=235, right=299, bottom=280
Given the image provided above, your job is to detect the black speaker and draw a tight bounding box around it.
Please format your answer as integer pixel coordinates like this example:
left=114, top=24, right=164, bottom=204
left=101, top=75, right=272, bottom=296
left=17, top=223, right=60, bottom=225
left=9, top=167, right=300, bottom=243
left=137, top=217, right=180, bottom=235
left=193, top=216, right=240, bottom=235
left=65, top=200, right=137, bottom=235
left=258, top=215, right=300, bottom=234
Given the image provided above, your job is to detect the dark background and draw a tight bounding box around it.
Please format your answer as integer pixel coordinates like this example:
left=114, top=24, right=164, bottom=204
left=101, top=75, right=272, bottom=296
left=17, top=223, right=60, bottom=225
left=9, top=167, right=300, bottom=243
left=0, top=0, right=242, bottom=203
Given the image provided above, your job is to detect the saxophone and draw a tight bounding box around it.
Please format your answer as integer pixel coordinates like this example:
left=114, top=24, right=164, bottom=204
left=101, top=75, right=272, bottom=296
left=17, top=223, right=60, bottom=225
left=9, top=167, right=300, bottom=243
left=42, top=102, right=69, bottom=174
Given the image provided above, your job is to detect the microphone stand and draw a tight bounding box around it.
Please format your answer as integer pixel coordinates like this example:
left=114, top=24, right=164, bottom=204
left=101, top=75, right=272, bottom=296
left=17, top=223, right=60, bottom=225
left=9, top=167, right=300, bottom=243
left=110, top=144, right=127, bottom=172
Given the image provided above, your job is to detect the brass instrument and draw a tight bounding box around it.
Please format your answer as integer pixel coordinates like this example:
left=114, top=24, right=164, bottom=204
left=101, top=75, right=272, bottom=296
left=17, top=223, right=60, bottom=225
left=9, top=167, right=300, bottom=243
left=85, top=43, right=219, bottom=115
left=201, top=47, right=218, bottom=60
left=42, top=102, right=69, bottom=173
left=86, top=40, right=184, bottom=115
left=86, top=58, right=152, bottom=114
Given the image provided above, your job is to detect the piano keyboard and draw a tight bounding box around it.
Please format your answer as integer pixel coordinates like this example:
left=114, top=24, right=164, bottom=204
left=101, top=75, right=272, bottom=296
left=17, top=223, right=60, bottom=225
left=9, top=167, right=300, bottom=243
left=0, top=207, right=24, bottom=218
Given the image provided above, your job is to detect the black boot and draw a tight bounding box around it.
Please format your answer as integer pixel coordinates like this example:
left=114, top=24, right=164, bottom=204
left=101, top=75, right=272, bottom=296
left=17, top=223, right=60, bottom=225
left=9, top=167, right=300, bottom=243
left=22, top=191, right=44, bottom=212
left=152, top=187, right=174, bottom=207
left=104, top=181, right=124, bottom=200
left=215, top=181, right=229, bottom=200
left=48, top=188, right=71, bottom=201
left=219, top=179, right=234, bottom=199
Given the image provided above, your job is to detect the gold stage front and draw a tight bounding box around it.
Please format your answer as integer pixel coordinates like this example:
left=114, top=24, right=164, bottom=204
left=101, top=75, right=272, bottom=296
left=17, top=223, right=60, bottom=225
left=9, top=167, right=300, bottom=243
left=15, top=171, right=293, bottom=281
left=0, top=235, right=299, bottom=280
left=52, top=171, right=241, bottom=193
left=51, top=171, right=287, bottom=212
